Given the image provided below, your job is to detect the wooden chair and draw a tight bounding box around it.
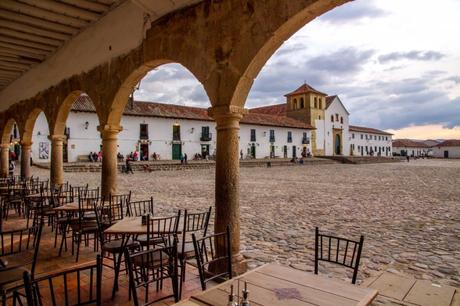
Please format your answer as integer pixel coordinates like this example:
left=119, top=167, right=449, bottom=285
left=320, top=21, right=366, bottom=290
left=192, top=226, right=232, bottom=291
left=178, top=207, right=212, bottom=296
left=314, top=227, right=364, bottom=284
left=17, top=254, right=102, bottom=306
left=137, top=212, right=181, bottom=249
left=0, top=218, right=43, bottom=305
left=124, top=235, right=179, bottom=305
left=70, top=197, right=99, bottom=262
left=94, top=199, right=138, bottom=298
left=127, top=197, right=154, bottom=217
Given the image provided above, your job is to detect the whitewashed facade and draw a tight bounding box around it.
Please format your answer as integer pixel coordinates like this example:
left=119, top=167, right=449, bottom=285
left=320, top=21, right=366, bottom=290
left=431, top=140, right=460, bottom=158
left=30, top=108, right=312, bottom=162
left=349, top=128, right=393, bottom=157
left=324, top=96, right=350, bottom=156
left=392, top=139, right=430, bottom=157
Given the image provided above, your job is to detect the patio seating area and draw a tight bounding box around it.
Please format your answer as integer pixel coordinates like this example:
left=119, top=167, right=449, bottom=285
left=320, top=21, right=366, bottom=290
left=1, top=174, right=458, bottom=306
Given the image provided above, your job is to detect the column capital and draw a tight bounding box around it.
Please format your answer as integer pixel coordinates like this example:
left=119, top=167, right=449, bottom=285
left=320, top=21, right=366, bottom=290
left=208, top=105, right=248, bottom=130
left=20, top=140, right=33, bottom=148
left=48, top=135, right=66, bottom=142
left=97, top=125, right=123, bottom=140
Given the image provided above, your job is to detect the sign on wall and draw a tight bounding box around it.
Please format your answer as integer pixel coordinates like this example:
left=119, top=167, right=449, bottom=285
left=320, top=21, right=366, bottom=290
left=39, top=142, right=49, bottom=159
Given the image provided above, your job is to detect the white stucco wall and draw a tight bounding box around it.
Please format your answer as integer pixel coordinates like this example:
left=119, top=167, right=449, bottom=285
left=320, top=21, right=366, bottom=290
left=324, top=97, right=349, bottom=156
left=350, top=132, right=392, bottom=157
left=31, top=110, right=311, bottom=162
left=31, top=112, right=50, bottom=162
left=431, top=146, right=460, bottom=158
left=393, top=146, right=429, bottom=157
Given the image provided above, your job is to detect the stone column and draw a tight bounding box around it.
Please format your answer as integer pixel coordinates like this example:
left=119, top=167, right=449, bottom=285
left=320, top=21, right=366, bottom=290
left=0, top=143, right=9, bottom=178
left=49, top=135, right=66, bottom=187
left=208, top=105, right=247, bottom=268
left=20, top=141, right=32, bottom=179
left=98, top=125, right=122, bottom=198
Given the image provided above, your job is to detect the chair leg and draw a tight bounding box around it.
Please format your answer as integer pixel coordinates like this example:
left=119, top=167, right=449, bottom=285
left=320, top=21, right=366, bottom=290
left=75, top=233, right=81, bottom=262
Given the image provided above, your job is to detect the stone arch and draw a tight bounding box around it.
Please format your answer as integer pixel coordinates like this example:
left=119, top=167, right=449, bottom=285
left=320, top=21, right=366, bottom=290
left=1, top=117, right=19, bottom=144
left=228, top=0, right=349, bottom=108
left=53, top=90, right=102, bottom=136
left=106, top=60, right=209, bottom=127
left=22, top=108, right=49, bottom=145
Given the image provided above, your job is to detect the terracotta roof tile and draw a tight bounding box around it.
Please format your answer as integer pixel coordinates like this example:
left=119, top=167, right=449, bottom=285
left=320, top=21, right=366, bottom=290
left=249, top=103, right=286, bottom=116
left=326, top=95, right=337, bottom=108
left=284, top=83, right=327, bottom=97
left=71, top=95, right=313, bottom=129
left=349, top=125, right=393, bottom=136
left=392, top=139, right=430, bottom=148
left=434, top=139, right=460, bottom=147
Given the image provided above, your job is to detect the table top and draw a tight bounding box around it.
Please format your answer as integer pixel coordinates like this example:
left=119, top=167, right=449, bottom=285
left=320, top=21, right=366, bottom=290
left=176, top=264, right=378, bottom=306
left=104, top=217, right=177, bottom=235
left=52, top=202, right=94, bottom=211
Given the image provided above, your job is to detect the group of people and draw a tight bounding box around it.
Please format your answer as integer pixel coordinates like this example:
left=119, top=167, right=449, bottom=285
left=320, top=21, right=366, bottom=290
left=88, top=151, right=102, bottom=162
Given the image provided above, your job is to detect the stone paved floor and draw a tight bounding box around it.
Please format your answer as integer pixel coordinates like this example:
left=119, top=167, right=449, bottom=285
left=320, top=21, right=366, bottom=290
left=28, top=159, right=460, bottom=287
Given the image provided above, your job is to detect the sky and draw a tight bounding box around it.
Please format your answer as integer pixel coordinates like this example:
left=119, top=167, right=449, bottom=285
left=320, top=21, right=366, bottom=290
left=134, top=0, right=460, bottom=140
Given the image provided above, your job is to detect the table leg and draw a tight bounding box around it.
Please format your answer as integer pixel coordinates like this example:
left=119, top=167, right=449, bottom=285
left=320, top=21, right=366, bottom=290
left=111, top=234, right=131, bottom=299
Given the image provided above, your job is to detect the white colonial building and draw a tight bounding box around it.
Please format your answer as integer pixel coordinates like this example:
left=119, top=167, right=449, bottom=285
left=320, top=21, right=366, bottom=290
left=29, top=83, right=393, bottom=162
left=392, top=139, right=431, bottom=157
left=31, top=95, right=313, bottom=162
left=431, top=140, right=460, bottom=158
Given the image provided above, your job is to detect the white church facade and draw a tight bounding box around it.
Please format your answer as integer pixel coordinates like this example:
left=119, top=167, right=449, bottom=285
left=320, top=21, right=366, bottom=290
left=29, top=83, right=392, bottom=163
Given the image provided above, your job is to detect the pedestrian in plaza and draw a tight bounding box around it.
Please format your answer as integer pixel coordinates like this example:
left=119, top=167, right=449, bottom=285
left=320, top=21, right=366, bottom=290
left=88, top=152, right=94, bottom=162
left=184, top=153, right=188, bottom=164
left=240, top=150, right=243, bottom=159
left=406, top=155, right=410, bottom=162
left=180, top=153, right=184, bottom=164
left=125, top=158, right=134, bottom=174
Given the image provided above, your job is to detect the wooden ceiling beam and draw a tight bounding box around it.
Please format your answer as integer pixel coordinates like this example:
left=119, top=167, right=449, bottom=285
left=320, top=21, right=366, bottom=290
left=0, top=64, right=27, bottom=72
left=0, top=28, right=61, bottom=47
left=0, top=60, right=30, bottom=70
left=0, top=10, right=79, bottom=35
left=0, top=54, right=39, bottom=65
left=0, top=0, right=89, bottom=28
left=0, top=70, right=22, bottom=77
left=0, top=48, right=45, bottom=61
left=0, top=41, right=51, bottom=57
left=0, top=35, right=55, bottom=52
left=17, top=0, right=100, bottom=22
left=60, top=0, right=109, bottom=13
left=0, top=19, right=70, bottom=41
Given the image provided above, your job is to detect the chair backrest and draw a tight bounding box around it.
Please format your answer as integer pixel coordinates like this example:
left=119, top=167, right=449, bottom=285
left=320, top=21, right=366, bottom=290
left=181, top=207, right=212, bottom=254
left=0, top=215, right=42, bottom=258
left=71, top=184, right=89, bottom=200
left=192, top=226, right=232, bottom=290
left=124, top=237, right=179, bottom=305
left=127, top=197, right=154, bottom=217
left=314, top=227, right=364, bottom=284
left=146, top=211, right=181, bottom=248
left=20, top=254, right=102, bottom=306
left=105, top=192, right=131, bottom=222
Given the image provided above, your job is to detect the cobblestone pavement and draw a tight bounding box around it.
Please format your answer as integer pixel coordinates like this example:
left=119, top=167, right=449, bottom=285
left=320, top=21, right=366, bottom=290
left=30, top=159, right=460, bottom=287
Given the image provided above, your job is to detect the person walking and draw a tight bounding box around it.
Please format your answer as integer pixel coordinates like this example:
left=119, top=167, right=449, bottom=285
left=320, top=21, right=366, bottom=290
left=125, top=158, right=134, bottom=174
left=180, top=153, right=184, bottom=165
left=184, top=153, right=188, bottom=164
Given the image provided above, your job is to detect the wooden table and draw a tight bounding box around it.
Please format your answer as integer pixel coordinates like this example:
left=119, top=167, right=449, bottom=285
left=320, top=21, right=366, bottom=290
left=104, top=216, right=179, bottom=235
left=176, top=264, right=378, bottom=306
left=52, top=202, right=97, bottom=212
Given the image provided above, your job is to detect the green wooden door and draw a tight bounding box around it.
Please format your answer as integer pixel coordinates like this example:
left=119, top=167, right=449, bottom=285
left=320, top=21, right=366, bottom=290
left=172, top=143, right=182, bottom=160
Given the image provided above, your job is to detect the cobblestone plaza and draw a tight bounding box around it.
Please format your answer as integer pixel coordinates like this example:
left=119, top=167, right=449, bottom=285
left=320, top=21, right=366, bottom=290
left=28, top=159, right=460, bottom=287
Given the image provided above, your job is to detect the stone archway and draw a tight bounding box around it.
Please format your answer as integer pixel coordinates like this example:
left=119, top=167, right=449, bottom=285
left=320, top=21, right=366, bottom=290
left=0, top=118, right=19, bottom=177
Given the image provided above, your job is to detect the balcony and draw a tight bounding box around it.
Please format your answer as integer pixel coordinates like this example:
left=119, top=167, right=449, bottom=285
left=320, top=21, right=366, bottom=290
left=302, top=137, right=310, bottom=144
left=200, top=133, right=212, bottom=141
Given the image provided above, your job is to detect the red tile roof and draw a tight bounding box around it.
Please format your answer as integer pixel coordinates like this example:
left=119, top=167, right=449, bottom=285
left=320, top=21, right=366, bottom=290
left=284, top=83, right=327, bottom=97
left=349, top=125, right=393, bottom=136
left=392, top=139, right=430, bottom=148
left=249, top=103, right=286, bottom=116
left=434, top=139, right=460, bottom=147
left=72, top=95, right=313, bottom=129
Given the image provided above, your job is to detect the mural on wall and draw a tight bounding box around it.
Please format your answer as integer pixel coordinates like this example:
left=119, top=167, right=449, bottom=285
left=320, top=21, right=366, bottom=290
left=39, top=142, right=49, bottom=159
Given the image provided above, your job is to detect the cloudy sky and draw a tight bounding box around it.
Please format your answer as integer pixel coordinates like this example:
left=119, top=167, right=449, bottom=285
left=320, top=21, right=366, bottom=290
left=134, top=0, right=460, bottom=139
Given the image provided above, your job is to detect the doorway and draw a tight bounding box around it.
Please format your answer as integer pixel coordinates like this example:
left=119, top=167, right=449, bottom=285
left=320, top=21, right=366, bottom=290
left=172, top=143, right=182, bottom=160
left=292, top=146, right=296, bottom=158
left=250, top=143, right=256, bottom=158
left=283, top=145, right=287, bottom=158
left=334, top=134, right=341, bottom=155
left=140, top=143, right=149, bottom=161
left=444, top=150, right=449, bottom=158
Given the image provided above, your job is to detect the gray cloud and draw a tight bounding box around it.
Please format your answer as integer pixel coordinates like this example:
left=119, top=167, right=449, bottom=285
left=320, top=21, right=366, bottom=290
left=378, top=51, right=445, bottom=63
left=319, top=0, right=387, bottom=24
